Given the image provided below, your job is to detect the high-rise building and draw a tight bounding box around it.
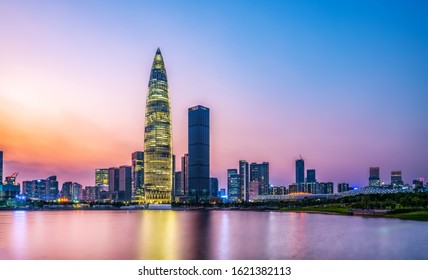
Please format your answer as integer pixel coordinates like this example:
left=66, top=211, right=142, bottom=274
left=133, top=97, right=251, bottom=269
left=132, top=152, right=144, bottom=201
left=188, top=105, right=210, bottom=201
left=0, top=151, right=3, bottom=185
left=250, top=162, right=269, bottom=195
left=172, top=154, right=176, bottom=197
left=95, top=168, right=109, bottom=188
left=391, top=170, right=403, bottom=187
left=46, top=176, right=59, bottom=200
left=119, top=165, right=132, bottom=202
left=306, top=169, right=316, bottom=183
left=144, top=48, right=173, bottom=204
left=108, top=167, right=119, bottom=193
left=84, top=186, right=100, bottom=201
left=369, top=167, right=380, bottom=187
left=239, top=160, right=249, bottom=202
left=174, top=171, right=182, bottom=196
left=22, top=181, right=34, bottom=197
left=61, top=182, right=82, bottom=200
left=209, top=177, right=218, bottom=198
left=296, top=157, right=305, bottom=191
left=338, top=183, right=350, bottom=193
left=181, top=154, right=189, bottom=195
left=227, top=169, right=240, bottom=202
left=288, top=183, right=298, bottom=194
left=319, top=182, right=334, bottom=194
left=248, top=181, right=261, bottom=201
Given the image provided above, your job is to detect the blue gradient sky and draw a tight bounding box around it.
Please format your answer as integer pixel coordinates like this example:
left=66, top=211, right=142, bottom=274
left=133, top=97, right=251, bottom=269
left=1, top=0, right=427, bottom=189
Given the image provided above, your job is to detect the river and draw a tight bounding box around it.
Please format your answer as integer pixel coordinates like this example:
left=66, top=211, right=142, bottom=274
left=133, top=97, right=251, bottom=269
left=0, top=210, right=427, bottom=259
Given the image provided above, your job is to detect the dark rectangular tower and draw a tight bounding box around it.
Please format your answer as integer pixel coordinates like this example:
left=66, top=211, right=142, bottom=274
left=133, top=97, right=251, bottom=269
left=132, top=151, right=144, bottom=202
left=108, top=167, right=119, bottom=192
left=306, top=169, right=316, bottom=183
left=296, top=157, right=305, bottom=191
left=188, top=105, right=210, bottom=202
left=181, top=154, right=189, bottom=195
left=239, top=160, right=249, bottom=202
left=369, top=167, right=380, bottom=187
left=119, top=165, right=132, bottom=202
left=250, top=162, right=269, bottom=195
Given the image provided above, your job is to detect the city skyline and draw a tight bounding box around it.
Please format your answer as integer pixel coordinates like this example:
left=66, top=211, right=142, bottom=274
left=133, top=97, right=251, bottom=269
left=1, top=1, right=428, bottom=188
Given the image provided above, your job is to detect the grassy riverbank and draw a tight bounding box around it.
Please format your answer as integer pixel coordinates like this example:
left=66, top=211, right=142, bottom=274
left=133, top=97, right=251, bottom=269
left=385, top=210, right=428, bottom=221
left=280, top=205, right=349, bottom=215
left=280, top=205, right=428, bottom=221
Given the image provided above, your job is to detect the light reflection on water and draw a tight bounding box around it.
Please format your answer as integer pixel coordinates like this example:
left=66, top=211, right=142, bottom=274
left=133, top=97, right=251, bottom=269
left=0, top=210, right=427, bottom=260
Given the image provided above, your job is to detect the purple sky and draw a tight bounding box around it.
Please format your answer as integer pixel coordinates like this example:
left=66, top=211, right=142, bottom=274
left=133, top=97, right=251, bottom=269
left=1, top=0, right=427, bottom=189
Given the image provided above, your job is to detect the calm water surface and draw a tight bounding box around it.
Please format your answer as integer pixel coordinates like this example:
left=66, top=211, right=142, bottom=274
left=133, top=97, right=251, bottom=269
left=0, top=210, right=427, bottom=260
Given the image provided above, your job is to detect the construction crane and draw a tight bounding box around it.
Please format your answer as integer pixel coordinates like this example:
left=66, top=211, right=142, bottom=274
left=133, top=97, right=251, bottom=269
left=5, top=172, right=19, bottom=185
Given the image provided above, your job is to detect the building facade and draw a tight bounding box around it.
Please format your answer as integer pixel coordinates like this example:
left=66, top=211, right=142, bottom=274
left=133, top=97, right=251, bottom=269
left=188, top=105, right=210, bottom=202
left=296, top=157, right=305, bottom=191
left=227, top=169, right=240, bottom=202
left=239, top=160, right=249, bottom=202
left=209, top=177, right=219, bottom=198
left=144, top=48, right=173, bottom=203
left=108, top=167, right=119, bottom=193
left=369, top=167, right=380, bottom=187
left=250, top=162, right=269, bottom=195
left=132, top=151, right=144, bottom=201
left=391, top=170, right=403, bottom=187
left=181, top=154, right=189, bottom=196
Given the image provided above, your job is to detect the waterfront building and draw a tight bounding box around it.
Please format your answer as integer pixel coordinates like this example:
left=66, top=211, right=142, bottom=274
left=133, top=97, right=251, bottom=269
left=219, top=188, right=226, bottom=197
left=250, top=162, right=269, bottom=195
left=22, top=181, right=34, bottom=197
left=302, top=182, right=317, bottom=194
left=210, top=177, right=218, bottom=198
left=84, top=186, right=100, bottom=201
left=296, top=157, right=305, bottom=191
left=95, top=168, right=109, bottom=188
left=319, top=182, right=334, bottom=194
left=21, top=176, right=58, bottom=200
left=288, top=183, right=298, bottom=194
left=61, top=182, right=82, bottom=200
left=248, top=181, right=261, bottom=201
left=174, top=171, right=182, bottom=196
left=46, top=176, right=59, bottom=200
left=227, top=169, right=240, bottom=202
left=306, top=169, right=316, bottom=183
left=188, top=105, right=210, bottom=202
left=391, top=170, right=403, bottom=188
left=338, top=183, right=350, bottom=193
left=369, top=167, right=380, bottom=187
left=108, top=167, right=119, bottom=192
left=269, top=185, right=287, bottom=195
left=119, top=165, right=132, bottom=202
left=144, top=48, right=173, bottom=203
left=131, top=152, right=144, bottom=201
left=239, top=160, right=249, bottom=202
left=181, top=154, right=189, bottom=195
left=0, top=167, right=20, bottom=201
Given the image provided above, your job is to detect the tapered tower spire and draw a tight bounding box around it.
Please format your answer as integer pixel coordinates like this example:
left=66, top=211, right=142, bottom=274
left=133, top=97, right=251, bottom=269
left=143, top=48, right=173, bottom=203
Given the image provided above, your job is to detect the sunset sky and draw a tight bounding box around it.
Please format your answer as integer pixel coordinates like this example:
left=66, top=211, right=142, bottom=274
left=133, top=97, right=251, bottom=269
left=1, top=0, right=427, bottom=189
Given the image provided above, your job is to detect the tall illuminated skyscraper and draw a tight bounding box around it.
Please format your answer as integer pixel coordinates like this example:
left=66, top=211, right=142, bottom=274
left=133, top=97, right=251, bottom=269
left=143, top=48, right=173, bottom=203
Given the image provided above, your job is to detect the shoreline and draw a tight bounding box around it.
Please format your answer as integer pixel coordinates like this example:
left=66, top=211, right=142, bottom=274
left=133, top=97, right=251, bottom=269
left=1, top=207, right=427, bottom=222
